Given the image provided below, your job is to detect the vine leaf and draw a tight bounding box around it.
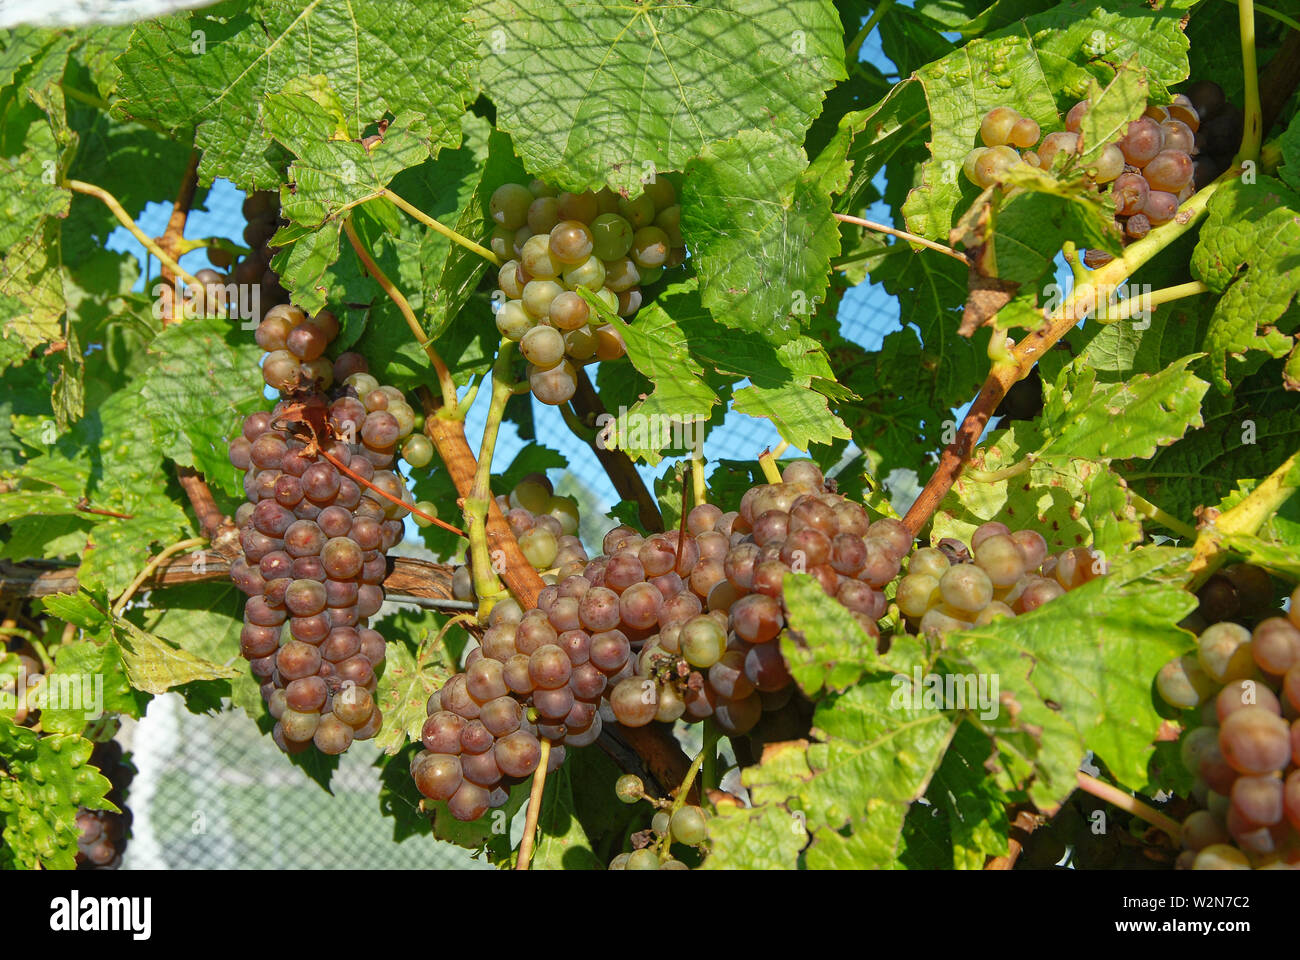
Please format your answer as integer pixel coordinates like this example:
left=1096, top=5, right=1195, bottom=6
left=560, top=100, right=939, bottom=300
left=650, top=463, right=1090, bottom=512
left=470, top=0, right=847, bottom=194
left=0, top=721, right=116, bottom=870
left=112, top=0, right=477, bottom=189
left=1191, top=177, right=1300, bottom=392
left=681, top=129, right=842, bottom=346
left=947, top=545, right=1195, bottom=811
left=34, top=640, right=145, bottom=735
left=529, top=764, right=601, bottom=871
left=374, top=630, right=451, bottom=756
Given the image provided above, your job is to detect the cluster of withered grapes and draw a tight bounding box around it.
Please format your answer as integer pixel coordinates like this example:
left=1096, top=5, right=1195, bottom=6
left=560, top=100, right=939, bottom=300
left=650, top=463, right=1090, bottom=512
left=488, top=178, right=686, bottom=405
left=608, top=773, right=706, bottom=870
left=228, top=303, right=431, bottom=755
left=75, top=739, right=134, bottom=870
left=414, top=460, right=911, bottom=821
left=963, top=81, right=1238, bottom=266
left=894, top=523, right=1099, bottom=636
left=1155, top=571, right=1300, bottom=870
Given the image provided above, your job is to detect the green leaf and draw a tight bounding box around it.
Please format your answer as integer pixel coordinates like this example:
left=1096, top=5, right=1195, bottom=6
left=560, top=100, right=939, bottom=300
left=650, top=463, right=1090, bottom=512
left=113, top=0, right=476, bottom=188
left=114, top=616, right=241, bottom=695
left=471, top=0, right=847, bottom=194
left=34, top=640, right=145, bottom=734
left=681, top=130, right=840, bottom=345
left=374, top=629, right=451, bottom=756
left=0, top=721, right=114, bottom=870
left=1039, top=355, right=1209, bottom=461
left=1220, top=533, right=1300, bottom=583
left=530, top=763, right=601, bottom=871
left=137, top=317, right=267, bottom=500
left=1191, top=177, right=1300, bottom=392
left=701, top=795, right=807, bottom=870
left=921, top=721, right=1010, bottom=869
left=949, top=545, right=1194, bottom=810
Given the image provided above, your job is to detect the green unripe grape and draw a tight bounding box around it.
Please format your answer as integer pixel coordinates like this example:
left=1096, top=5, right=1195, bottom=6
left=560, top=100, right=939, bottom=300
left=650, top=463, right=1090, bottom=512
left=498, top=260, right=527, bottom=299
left=563, top=255, right=606, bottom=291
left=608, top=853, right=630, bottom=869
left=522, top=279, right=565, bottom=319
left=590, top=213, right=634, bottom=260
left=520, top=234, right=561, bottom=279
left=529, top=179, right=557, bottom=198
left=388, top=401, right=416, bottom=438
left=603, top=257, right=640, bottom=292
left=595, top=187, right=621, bottom=214
left=401, top=433, right=434, bottom=468
left=652, top=811, right=671, bottom=835
left=521, top=325, right=566, bottom=369
left=615, top=773, right=644, bottom=803
left=557, top=190, right=598, bottom=223
left=962, top=147, right=988, bottom=186
left=630, top=226, right=670, bottom=268
left=510, top=479, right=551, bottom=513
left=618, top=192, right=656, bottom=228
left=940, top=564, right=994, bottom=612
left=980, top=106, right=1021, bottom=147
left=644, top=177, right=676, bottom=210
left=661, top=859, right=689, bottom=870
left=909, top=547, right=950, bottom=579
left=1156, top=654, right=1214, bottom=709
left=546, top=495, right=580, bottom=535
left=564, top=327, right=598, bottom=360
left=974, top=601, right=1015, bottom=625
left=549, top=220, right=594, bottom=264
left=626, top=849, right=659, bottom=870
left=592, top=286, right=619, bottom=314
left=896, top=573, right=941, bottom=618
left=670, top=805, right=708, bottom=845
left=972, top=145, right=1021, bottom=187
left=345, top=372, right=380, bottom=396
left=1091, top=143, right=1125, bottom=184
left=489, top=225, right=515, bottom=260
left=519, top=527, right=559, bottom=570
left=412, top=501, right=439, bottom=528
left=637, top=264, right=664, bottom=286
left=526, top=196, right=560, bottom=236
left=681, top=615, right=726, bottom=669
left=495, top=299, right=535, bottom=340
left=490, top=183, right=532, bottom=230
left=1197, top=622, right=1254, bottom=684
left=653, top=204, right=682, bottom=245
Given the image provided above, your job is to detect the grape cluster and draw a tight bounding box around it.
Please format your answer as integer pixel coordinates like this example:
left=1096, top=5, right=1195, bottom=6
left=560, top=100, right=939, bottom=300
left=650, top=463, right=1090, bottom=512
left=607, top=773, right=705, bottom=870
left=74, top=739, right=134, bottom=870
left=230, top=189, right=291, bottom=309
left=488, top=178, right=686, bottom=405
left=962, top=82, right=1239, bottom=267
left=414, top=460, right=909, bottom=822
left=894, top=522, right=1098, bottom=637
left=228, top=304, right=429, bottom=755
left=1155, top=576, right=1300, bottom=869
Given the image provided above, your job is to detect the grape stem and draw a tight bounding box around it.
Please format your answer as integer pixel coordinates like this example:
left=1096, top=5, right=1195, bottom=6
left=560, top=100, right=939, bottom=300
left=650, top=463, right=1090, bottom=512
left=111, top=537, right=208, bottom=616
left=1075, top=772, right=1182, bottom=843
left=156, top=150, right=201, bottom=323
left=901, top=174, right=1227, bottom=536
left=465, top=341, right=520, bottom=612
left=1223, top=0, right=1300, bottom=32
left=342, top=217, right=458, bottom=411
left=833, top=212, right=969, bottom=264
left=64, top=179, right=201, bottom=290
left=515, top=738, right=552, bottom=871
left=315, top=446, right=465, bottom=537
left=382, top=188, right=503, bottom=267
left=1234, top=0, right=1264, bottom=166
left=1128, top=491, right=1197, bottom=540
left=658, top=745, right=707, bottom=862
left=691, top=456, right=706, bottom=506
left=845, top=0, right=897, bottom=64
left=962, top=457, right=1032, bottom=483
left=757, top=445, right=784, bottom=485
left=1093, top=280, right=1210, bottom=324
left=1186, top=448, right=1299, bottom=589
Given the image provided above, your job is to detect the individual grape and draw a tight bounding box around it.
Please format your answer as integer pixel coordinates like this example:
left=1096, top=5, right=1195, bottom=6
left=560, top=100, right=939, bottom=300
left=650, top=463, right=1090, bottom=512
left=630, top=226, right=670, bottom=269
left=285, top=322, right=328, bottom=361
left=979, top=106, right=1021, bottom=147
left=1157, top=655, right=1215, bottom=709
left=496, top=731, right=542, bottom=778
left=520, top=233, right=561, bottom=279
left=549, top=220, right=594, bottom=264
left=594, top=325, right=626, bottom=361
left=616, top=288, right=642, bottom=318
left=974, top=534, right=1026, bottom=587
left=1230, top=776, right=1284, bottom=828
left=1143, top=150, right=1193, bottom=193
left=1222, top=564, right=1275, bottom=617
left=562, top=255, right=605, bottom=290
left=1181, top=810, right=1230, bottom=851
left=400, top=434, right=433, bottom=469
left=333, top=685, right=375, bottom=727
left=447, top=782, right=491, bottom=821
left=1197, top=622, right=1254, bottom=684
left=519, top=527, right=558, bottom=569
left=528, top=644, right=572, bottom=690
left=1192, top=844, right=1250, bottom=870
left=1215, top=679, right=1281, bottom=722
left=590, top=213, right=634, bottom=260
left=939, top=564, right=993, bottom=614
left=962, top=148, right=988, bottom=187
left=280, top=708, right=321, bottom=742
left=262, top=350, right=298, bottom=391
left=589, top=630, right=631, bottom=673
left=670, top=805, right=708, bottom=845
left=610, top=676, right=658, bottom=727
left=302, top=462, right=341, bottom=502
left=1166, top=94, right=1200, bottom=130
left=619, top=582, right=663, bottom=629
left=1142, top=190, right=1179, bottom=225
left=548, top=290, right=589, bottom=330
left=564, top=327, right=597, bottom=360
left=1009, top=116, right=1040, bottom=149
left=971, top=145, right=1021, bottom=187
left=527, top=196, right=561, bottom=235
left=1016, top=577, right=1065, bottom=613
left=1091, top=144, right=1125, bottom=184
left=313, top=713, right=354, bottom=755
left=617, top=193, right=655, bottom=229
left=521, top=325, right=566, bottom=368
left=479, top=696, right=522, bottom=738
left=495, top=299, right=534, bottom=341
left=414, top=753, right=463, bottom=801
left=529, top=361, right=577, bottom=405
left=497, top=260, right=528, bottom=299
left=709, top=650, right=754, bottom=700
left=1220, top=707, right=1291, bottom=775
left=743, top=642, right=791, bottom=692
left=1253, top=618, right=1300, bottom=675
left=1118, top=117, right=1164, bottom=166
left=654, top=204, right=682, bottom=246
left=1065, top=100, right=1090, bottom=132
left=1037, top=132, right=1079, bottom=171
left=490, top=183, right=532, bottom=230
left=1159, top=119, right=1195, bottom=154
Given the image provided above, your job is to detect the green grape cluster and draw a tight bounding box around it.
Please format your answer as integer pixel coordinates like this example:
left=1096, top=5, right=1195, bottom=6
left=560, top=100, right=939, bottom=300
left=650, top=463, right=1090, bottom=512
left=607, top=774, right=705, bottom=870
left=1154, top=573, right=1300, bottom=870
left=894, top=523, right=1096, bottom=636
left=487, top=178, right=687, bottom=405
